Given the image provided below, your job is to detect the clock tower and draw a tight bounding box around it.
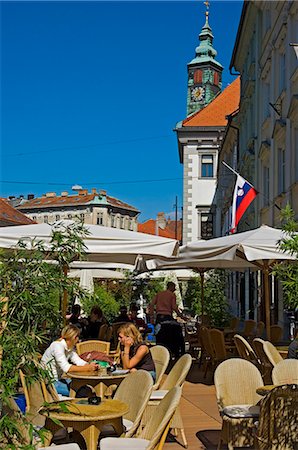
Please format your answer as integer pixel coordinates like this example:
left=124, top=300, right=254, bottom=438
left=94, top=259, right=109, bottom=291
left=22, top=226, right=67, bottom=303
left=187, top=2, right=223, bottom=116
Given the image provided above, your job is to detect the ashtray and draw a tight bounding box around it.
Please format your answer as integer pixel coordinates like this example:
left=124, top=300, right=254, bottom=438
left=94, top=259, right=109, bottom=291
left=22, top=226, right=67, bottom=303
left=88, top=396, right=101, bottom=405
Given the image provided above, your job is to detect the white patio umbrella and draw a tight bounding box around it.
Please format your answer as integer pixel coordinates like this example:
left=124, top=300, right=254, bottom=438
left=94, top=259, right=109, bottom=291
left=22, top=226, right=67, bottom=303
left=0, top=221, right=179, bottom=265
left=0, top=221, right=178, bottom=318
left=150, top=225, right=296, bottom=338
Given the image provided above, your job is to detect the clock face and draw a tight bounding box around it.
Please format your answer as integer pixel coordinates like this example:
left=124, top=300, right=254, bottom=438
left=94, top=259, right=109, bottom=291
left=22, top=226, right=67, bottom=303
left=191, top=86, right=205, bottom=102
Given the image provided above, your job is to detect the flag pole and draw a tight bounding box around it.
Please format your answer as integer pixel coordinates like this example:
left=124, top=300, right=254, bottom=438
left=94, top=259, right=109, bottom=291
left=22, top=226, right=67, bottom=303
left=222, top=161, right=255, bottom=188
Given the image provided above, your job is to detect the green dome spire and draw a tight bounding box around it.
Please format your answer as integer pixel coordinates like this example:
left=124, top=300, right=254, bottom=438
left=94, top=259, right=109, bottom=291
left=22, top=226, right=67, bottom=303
left=188, top=4, right=222, bottom=68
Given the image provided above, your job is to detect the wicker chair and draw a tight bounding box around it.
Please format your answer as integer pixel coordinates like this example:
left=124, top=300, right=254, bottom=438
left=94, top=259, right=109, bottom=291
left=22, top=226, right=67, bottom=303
left=255, top=321, right=265, bottom=338
left=100, top=386, right=182, bottom=450
left=263, top=341, right=283, bottom=367
left=19, top=369, right=48, bottom=427
left=200, top=326, right=216, bottom=377
left=108, top=370, right=153, bottom=437
left=242, top=320, right=256, bottom=338
left=209, top=328, right=231, bottom=364
left=214, top=358, right=263, bottom=450
left=234, top=334, right=259, bottom=365
left=150, top=345, right=170, bottom=390
left=272, top=359, right=298, bottom=385
left=269, top=325, right=283, bottom=344
left=224, top=317, right=240, bottom=334
left=98, top=324, right=112, bottom=341
left=252, top=338, right=272, bottom=384
left=255, top=384, right=298, bottom=449
left=142, top=353, right=192, bottom=448
left=76, top=339, right=110, bottom=355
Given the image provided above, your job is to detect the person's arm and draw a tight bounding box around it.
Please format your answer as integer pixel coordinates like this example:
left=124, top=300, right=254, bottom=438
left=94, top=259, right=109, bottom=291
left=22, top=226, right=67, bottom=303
left=53, top=342, right=98, bottom=374
left=171, top=294, right=188, bottom=321
left=121, top=338, right=149, bottom=370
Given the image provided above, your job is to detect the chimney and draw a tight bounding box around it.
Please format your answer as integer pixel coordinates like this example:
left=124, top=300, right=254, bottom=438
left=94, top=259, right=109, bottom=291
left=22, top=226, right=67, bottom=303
left=78, top=189, right=88, bottom=196
left=27, top=194, right=34, bottom=200
left=91, top=188, right=97, bottom=194
left=156, top=212, right=166, bottom=229
left=61, top=191, right=68, bottom=197
left=99, top=189, right=107, bottom=196
left=45, top=192, right=56, bottom=198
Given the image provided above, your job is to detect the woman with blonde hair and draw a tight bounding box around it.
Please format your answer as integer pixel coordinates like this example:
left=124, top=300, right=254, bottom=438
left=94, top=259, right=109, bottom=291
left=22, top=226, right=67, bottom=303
left=118, top=323, right=155, bottom=380
left=41, top=324, right=98, bottom=396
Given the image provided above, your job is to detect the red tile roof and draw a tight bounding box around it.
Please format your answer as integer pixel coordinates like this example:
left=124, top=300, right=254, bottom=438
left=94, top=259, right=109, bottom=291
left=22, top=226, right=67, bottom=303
left=0, top=198, right=35, bottom=226
left=17, top=192, right=139, bottom=213
left=183, top=77, right=240, bottom=127
left=138, top=219, right=182, bottom=240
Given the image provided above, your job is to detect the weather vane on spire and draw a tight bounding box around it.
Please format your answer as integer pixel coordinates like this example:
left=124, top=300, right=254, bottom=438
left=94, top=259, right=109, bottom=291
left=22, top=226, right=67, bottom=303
left=204, top=0, right=210, bottom=17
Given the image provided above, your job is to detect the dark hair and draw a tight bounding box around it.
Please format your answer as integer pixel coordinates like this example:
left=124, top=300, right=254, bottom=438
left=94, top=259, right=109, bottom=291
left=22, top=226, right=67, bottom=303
left=167, top=281, right=175, bottom=290
left=90, top=306, right=103, bottom=318
left=71, top=305, right=81, bottom=316
left=130, top=302, right=138, bottom=312
left=120, top=306, right=128, bottom=313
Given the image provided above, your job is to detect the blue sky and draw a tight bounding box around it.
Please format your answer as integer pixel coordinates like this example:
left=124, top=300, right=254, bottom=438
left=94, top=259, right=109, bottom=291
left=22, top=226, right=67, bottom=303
left=1, top=0, right=243, bottom=221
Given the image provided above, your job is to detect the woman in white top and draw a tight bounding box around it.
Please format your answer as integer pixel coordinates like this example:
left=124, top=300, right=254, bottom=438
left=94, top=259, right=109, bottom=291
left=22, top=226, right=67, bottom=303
left=41, top=324, right=98, bottom=396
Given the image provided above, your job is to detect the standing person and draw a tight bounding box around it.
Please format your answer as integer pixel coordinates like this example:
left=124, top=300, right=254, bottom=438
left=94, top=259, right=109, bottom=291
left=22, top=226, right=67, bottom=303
left=149, top=281, right=187, bottom=358
left=129, top=303, right=149, bottom=336
left=118, top=323, right=156, bottom=380
left=83, top=306, right=107, bottom=340
left=41, top=325, right=98, bottom=396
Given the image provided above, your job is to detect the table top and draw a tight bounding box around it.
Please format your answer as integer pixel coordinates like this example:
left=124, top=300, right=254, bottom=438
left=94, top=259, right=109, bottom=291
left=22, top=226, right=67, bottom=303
left=67, top=370, right=129, bottom=381
left=40, top=398, right=129, bottom=422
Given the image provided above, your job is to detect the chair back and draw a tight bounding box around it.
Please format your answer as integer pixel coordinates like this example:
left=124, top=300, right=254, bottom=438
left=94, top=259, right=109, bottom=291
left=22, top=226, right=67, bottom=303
left=263, top=341, right=283, bottom=367
left=255, top=384, right=298, bottom=449
left=252, top=338, right=272, bottom=383
left=209, top=328, right=227, bottom=361
left=76, top=340, right=110, bottom=355
left=255, top=321, right=265, bottom=338
left=272, top=359, right=298, bottom=385
left=200, top=326, right=215, bottom=359
left=160, top=353, right=192, bottom=390
left=269, top=325, right=283, bottom=344
left=138, top=386, right=182, bottom=449
left=242, top=319, right=256, bottom=337
left=114, top=369, right=153, bottom=437
left=150, top=345, right=170, bottom=390
left=234, top=334, right=258, bottom=364
left=98, top=324, right=109, bottom=341
left=19, top=370, right=46, bottom=426
left=229, top=317, right=240, bottom=331
left=214, top=358, right=263, bottom=409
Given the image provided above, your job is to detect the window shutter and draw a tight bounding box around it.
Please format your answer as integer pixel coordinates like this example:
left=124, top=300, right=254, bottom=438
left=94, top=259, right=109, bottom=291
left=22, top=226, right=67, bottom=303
left=194, top=70, right=203, bottom=84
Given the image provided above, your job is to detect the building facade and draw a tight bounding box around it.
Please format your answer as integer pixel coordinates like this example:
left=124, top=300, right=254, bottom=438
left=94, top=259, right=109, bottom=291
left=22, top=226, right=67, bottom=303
left=213, top=0, right=298, bottom=325
left=11, top=188, right=140, bottom=231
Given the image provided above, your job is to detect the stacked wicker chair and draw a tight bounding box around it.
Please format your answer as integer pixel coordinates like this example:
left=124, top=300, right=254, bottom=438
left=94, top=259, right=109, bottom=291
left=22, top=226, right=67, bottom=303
left=141, top=353, right=192, bottom=448
left=263, top=341, right=283, bottom=367
left=241, top=319, right=257, bottom=338
left=269, top=325, right=283, bottom=344
left=100, top=386, right=182, bottom=450
left=200, top=326, right=216, bottom=377
left=209, top=328, right=233, bottom=366
left=234, top=334, right=259, bottom=366
left=252, top=338, right=272, bottom=384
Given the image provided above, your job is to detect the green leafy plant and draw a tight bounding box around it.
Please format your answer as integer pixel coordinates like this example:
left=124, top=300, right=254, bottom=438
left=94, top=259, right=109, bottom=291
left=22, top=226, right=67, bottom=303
left=184, top=270, right=231, bottom=327
left=81, top=284, right=120, bottom=322
left=274, top=205, right=298, bottom=309
left=0, top=220, right=88, bottom=448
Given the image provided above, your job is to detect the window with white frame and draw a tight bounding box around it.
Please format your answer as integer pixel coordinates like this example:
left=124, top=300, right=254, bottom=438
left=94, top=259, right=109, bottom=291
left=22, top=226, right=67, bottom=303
left=200, top=154, right=214, bottom=177
left=198, top=211, right=213, bottom=239
left=44, top=215, right=48, bottom=223
left=263, top=82, right=270, bottom=120
left=277, top=148, right=285, bottom=194
left=97, top=212, right=103, bottom=225
left=263, top=165, right=270, bottom=206
left=111, top=214, right=116, bottom=227
left=120, top=216, right=125, bottom=229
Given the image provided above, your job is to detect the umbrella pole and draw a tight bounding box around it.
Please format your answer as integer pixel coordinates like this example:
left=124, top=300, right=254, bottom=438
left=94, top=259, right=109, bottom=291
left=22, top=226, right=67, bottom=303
left=263, top=263, right=271, bottom=341
left=199, top=270, right=205, bottom=318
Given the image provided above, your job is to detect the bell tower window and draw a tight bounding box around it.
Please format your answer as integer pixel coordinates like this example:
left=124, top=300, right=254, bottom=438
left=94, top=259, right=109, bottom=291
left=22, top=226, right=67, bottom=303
left=194, top=69, right=203, bottom=84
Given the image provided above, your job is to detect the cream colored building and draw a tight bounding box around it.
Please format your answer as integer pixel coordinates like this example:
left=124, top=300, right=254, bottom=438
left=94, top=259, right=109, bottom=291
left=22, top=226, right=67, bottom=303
left=11, top=188, right=139, bottom=231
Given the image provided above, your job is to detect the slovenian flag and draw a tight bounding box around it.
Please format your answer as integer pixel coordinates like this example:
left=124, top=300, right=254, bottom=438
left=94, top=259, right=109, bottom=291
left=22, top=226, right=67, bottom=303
left=230, top=175, right=258, bottom=233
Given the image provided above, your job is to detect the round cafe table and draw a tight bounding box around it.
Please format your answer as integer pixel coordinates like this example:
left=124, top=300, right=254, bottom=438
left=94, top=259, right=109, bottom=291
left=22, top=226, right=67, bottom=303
left=40, top=398, right=129, bottom=450
left=68, top=370, right=128, bottom=398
